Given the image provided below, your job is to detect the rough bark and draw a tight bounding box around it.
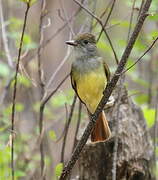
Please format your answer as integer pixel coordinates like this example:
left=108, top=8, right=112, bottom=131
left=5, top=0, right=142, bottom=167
left=76, top=86, right=154, bottom=180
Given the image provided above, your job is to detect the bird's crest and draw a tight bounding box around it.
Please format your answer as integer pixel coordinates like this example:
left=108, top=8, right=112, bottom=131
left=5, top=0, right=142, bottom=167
left=74, top=33, right=96, bottom=44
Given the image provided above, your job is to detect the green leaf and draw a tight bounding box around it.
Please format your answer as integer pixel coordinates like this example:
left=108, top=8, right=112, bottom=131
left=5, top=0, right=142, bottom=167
left=133, top=78, right=149, bottom=88
left=118, top=39, right=126, bottom=47
left=126, top=58, right=136, bottom=72
left=33, top=102, right=40, bottom=112
left=51, top=93, right=67, bottom=107
left=15, top=103, right=24, bottom=112
left=18, top=74, right=31, bottom=87
left=8, top=32, right=36, bottom=50
left=29, top=0, right=38, bottom=5
left=149, top=30, right=158, bottom=40
left=3, top=103, right=24, bottom=117
left=55, top=163, right=63, bottom=177
left=148, top=13, right=158, bottom=21
left=19, top=0, right=37, bottom=5
left=15, top=170, right=26, bottom=177
left=51, top=90, right=73, bottom=108
left=142, top=107, right=155, bottom=128
left=110, top=19, right=133, bottom=28
left=135, top=39, right=146, bottom=51
left=48, top=130, right=57, bottom=141
left=23, top=34, right=37, bottom=50
left=9, top=17, right=23, bottom=31
left=134, top=94, right=148, bottom=105
left=0, top=63, right=10, bottom=77
left=97, top=40, right=111, bottom=53
left=3, top=105, right=12, bottom=116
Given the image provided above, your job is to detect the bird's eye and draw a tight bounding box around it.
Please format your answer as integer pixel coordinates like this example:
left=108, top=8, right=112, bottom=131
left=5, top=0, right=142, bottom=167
left=83, top=40, right=89, bottom=44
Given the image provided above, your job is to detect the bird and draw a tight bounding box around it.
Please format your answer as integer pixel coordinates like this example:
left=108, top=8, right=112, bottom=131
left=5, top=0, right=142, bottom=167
left=66, top=33, right=111, bottom=143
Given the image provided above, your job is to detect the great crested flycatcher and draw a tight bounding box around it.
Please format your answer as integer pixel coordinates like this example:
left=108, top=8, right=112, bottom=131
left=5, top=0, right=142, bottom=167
left=66, top=33, right=111, bottom=143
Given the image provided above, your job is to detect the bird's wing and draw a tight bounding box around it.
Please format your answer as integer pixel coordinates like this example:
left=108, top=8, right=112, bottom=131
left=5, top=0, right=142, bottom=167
left=70, top=69, right=77, bottom=93
left=103, top=61, right=110, bottom=82
left=70, top=69, right=84, bottom=103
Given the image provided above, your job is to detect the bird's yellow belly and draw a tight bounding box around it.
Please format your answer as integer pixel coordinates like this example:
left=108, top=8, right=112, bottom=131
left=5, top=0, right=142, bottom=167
left=77, top=70, right=107, bottom=114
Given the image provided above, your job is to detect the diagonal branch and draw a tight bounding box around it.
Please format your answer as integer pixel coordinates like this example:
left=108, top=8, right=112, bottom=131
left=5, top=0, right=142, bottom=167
left=123, top=36, right=158, bottom=74
left=96, top=0, right=116, bottom=42
left=59, top=0, right=152, bottom=179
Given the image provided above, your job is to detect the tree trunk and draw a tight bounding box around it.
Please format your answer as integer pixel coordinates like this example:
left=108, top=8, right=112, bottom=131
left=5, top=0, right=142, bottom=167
left=76, top=86, right=154, bottom=180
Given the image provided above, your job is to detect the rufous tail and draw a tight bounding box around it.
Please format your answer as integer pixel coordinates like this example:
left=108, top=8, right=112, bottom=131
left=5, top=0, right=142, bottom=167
left=91, top=111, right=111, bottom=143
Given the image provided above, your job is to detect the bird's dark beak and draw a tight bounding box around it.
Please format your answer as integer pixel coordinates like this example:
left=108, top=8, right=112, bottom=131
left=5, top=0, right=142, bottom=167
left=66, top=40, right=77, bottom=46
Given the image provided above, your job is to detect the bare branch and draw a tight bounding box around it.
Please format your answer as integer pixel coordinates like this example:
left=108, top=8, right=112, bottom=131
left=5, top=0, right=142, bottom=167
left=127, top=0, right=136, bottom=43
left=37, top=0, right=47, bottom=177
left=59, top=0, right=75, bottom=36
left=43, top=0, right=85, bottom=48
left=92, top=0, right=112, bottom=29
left=0, top=0, right=14, bottom=68
left=11, top=3, right=30, bottom=180
left=72, top=101, right=82, bottom=152
left=0, top=76, right=14, bottom=105
left=61, top=95, right=77, bottom=163
left=37, top=0, right=46, bottom=96
left=38, top=74, right=69, bottom=170
left=123, top=37, right=158, bottom=74
left=138, top=0, right=145, bottom=18
left=45, top=33, right=72, bottom=90
left=41, top=74, right=69, bottom=106
left=97, top=0, right=116, bottom=42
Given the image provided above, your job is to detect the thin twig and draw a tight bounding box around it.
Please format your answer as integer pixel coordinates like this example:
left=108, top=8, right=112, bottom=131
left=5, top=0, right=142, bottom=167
left=92, top=0, right=112, bottom=29
left=147, top=49, right=154, bottom=107
left=0, top=75, right=14, bottom=105
left=37, top=0, right=45, bottom=96
left=38, top=74, right=69, bottom=164
left=11, top=3, right=30, bottom=180
left=122, top=37, right=158, bottom=74
left=59, top=0, right=152, bottom=178
left=0, top=0, right=14, bottom=68
left=19, top=62, right=37, bottom=87
left=56, top=106, right=69, bottom=143
left=59, top=0, right=75, bottom=35
left=43, top=0, right=85, bottom=48
left=127, top=0, right=136, bottom=43
left=74, top=0, right=119, bottom=64
left=37, top=0, right=46, bottom=178
left=72, top=101, right=82, bottom=152
left=41, top=74, right=69, bottom=106
left=138, top=0, right=145, bottom=18
left=89, top=0, right=97, bottom=32
left=38, top=74, right=69, bottom=177
left=97, top=0, right=116, bottom=42
left=45, top=33, right=72, bottom=90
left=60, top=95, right=77, bottom=163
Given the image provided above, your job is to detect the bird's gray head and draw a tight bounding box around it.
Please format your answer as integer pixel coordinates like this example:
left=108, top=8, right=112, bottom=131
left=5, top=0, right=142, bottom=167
left=66, top=33, right=98, bottom=59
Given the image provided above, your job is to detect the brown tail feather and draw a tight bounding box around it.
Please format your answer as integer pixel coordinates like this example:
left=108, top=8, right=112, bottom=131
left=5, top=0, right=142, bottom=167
left=91, top=111, right=111, bottom=143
